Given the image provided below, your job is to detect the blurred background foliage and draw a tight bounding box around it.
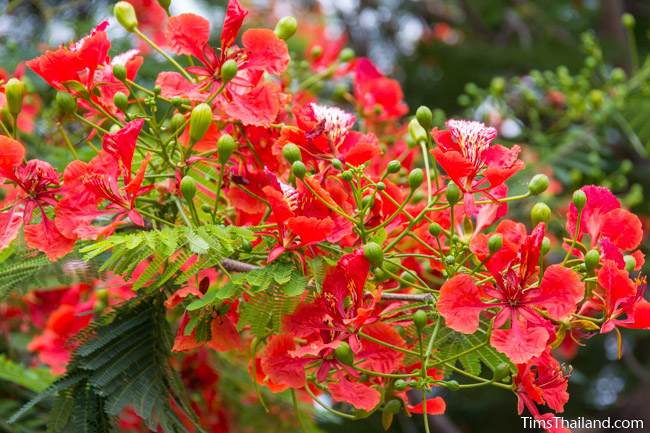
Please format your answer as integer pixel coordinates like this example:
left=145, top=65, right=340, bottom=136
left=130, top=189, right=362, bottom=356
left=1, top=0, right=649, bottom=432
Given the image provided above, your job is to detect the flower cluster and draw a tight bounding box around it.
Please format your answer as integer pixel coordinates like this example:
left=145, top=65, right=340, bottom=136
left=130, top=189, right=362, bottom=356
left=1, top=1, right=648, bottom=432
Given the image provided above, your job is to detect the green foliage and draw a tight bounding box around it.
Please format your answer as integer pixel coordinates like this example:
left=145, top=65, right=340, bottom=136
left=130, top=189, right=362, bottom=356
left=10, top=295, right=198, bottom=433
left=0, top=355, right=54, bottom=393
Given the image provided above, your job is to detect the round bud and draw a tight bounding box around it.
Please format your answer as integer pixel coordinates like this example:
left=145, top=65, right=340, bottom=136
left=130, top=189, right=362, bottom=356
left=221, top=59, right=238, bottom=83
left=531, top=202, right=551, bottom=225
left=445, top=182, right=461, bottom=204
left=363, top=242, right=384, bottom=268
left=334, top=342, right=354, bottom=366
left=169, top=112, right=185, bottom=132
left=189, top=103, right=212, bottom=144
left=201, top=203, right=211, bottom=213
left=444, top=380, right=460, bottom=391
left=429, top=222, right=442, bottom=237
left=444, top=255, right=455, bottom=265
left=528, top=174, right=549, bottom=196
left=541, top=236, right=551, bottom=255
left=331, top=158, right=343, bottom=170
left=408, top=168, right=424, bottom=190
left=274, top=16, right=297, bottom=40
left=622, top=13, right=635, bottom=29
left=413, top=309, right=427, bottom=333
left=408, top=118, right=427, bottom=143
left=415, top=106, right=433, bottom=130
left=376, top=181, right=385, bottom=191
left=282, top=142, right=302, bottom=164
left=113, top=91, right=129, bottom=112
left=4, top=78, right=24, bottom=117
left=488, top=233, right=503, bottom=254
left=341, top=170, right=353, bottom=182
left=339, top=47, right=355, bottom=62
left=291, top=160, right=306, bottom=179
left=624, top=255, right=636, bottom=273
left=56, top=92, right=77, bottom=115
left=393, top=379, right=408, bottom=391
left=386, top=159, right=401, bottom=174
left=180, top=176, right=197, bottom=201
left=114, top=1, right=138, bottom=32
left=362, top=195, right=374, bottom=209
left=572, top=190, right=587, bottom=210
left=217, top=134, right=237, bottom=164
left=584, top=249, right=600, bottom=273
left=373, top=268, right=389, bottom=282
left=112, top=64, right=127, bottom=81
left=311, top=45, right=323, bottom=59
left=492, top=363, right=512, bottom=382
left=590, top=89, right=604, bottom=109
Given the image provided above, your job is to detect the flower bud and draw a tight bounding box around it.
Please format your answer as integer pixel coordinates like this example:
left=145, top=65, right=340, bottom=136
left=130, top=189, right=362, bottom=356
left=221, top=59, right=238, bottom=83
left=274, top=16, right=297, bottom=40
left=492, top=363, right=512, bottom=383
left=541, top=236, right=551, bottom=255
left=408, top=168, right=424, bottom=190
left=339, top=47, right=355, bottom=62
left=622, top=13, right=635, bottom=29
left=413, top=309, right=427, bottom=334
left=429, top=222, right=442, bottom=237
left=624, top=255, right=636, bottom=273
left=446, top=182, right=461, bottom=204
left=408, top=118, right=427, bottom=143
left=311, top=45, right=323, bottom=59
left=4, top=78, right=24, bottom=117
left=363, top=242, right=384, bottom=268
left=113, top=91, right=128, bottom=112
left=488, top=233, right=503, bottom=254
left=331, top=158, right=343, bottom=170
left=169, top=112, right=185, bottom=132
left=531, top=202, right=551, bottom=225
left=334, top=342, right=354, bottom=366
left=443, top=380, right=460, bottom=391
left=376, top=181, right=385, bottom=191
left=217, top=133, right=237, bottom=164
left=114, top=1, right=138, bottom=32
left=393, top=379, right=408, bottom=391
left=112, top=64, right=127, bottom=81
left=282, top=142, right=302, bottom=164
left=386, top=159, right=401, bottom=174
left=180, top=176, right=197, bottom=201
left=291, top=160, right=306, bottom=179
left=415, top=106, right=433, bottom=130
left=584, top=249, right=600, bottom=273
left=56, top=92, right=77, bottom=115
left=572, top=190, right=587, bottom=210
left=189, top=103, right=212, bottom=144
left=341, top=170, right=353, bottom=182
left=528, top=174, right=549, bottom=195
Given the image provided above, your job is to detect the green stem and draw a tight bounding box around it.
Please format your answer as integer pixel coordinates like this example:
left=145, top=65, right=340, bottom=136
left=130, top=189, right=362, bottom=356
left=133, top=28, right=194, bottom=82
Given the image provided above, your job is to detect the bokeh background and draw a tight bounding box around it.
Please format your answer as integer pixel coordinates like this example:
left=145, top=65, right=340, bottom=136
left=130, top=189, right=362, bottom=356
left=1, top=1, right=649, bottom=432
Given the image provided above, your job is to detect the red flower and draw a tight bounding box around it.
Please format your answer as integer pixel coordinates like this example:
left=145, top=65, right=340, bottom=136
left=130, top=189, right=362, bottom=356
left=515, top=351, right=570, bottom=433
left=437, top=224, right=585, bottom=363
left=353, top=58, right=408, bottom=122
left=432, top=119, right=523, bottom=193
left=408, top=397, right=447, bottom=415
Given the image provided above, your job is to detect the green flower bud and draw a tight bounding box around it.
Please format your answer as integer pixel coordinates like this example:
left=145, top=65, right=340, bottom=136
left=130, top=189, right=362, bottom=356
left=492, top=363, right=512, bottom=382
left=282, top=142, right=302, bottom=164
left=415, top=106, right=433, bottom=130
left=531, top=202, right=551, bottom=225
left=488, top=233, right=503, bottom=254
left=624, top=255, right=636, bottom=272
left=112, top=64, right=127, bottom=81
left=311, top=45, right=323, bottom=59
left=376, top=181, right=385, bottom=191
left=189, top=103, right=212, bottom=144
left=393, top=379, right=409, bottom=391
left=341, top=170, right=353, bottom=182
left=114, top=1, right=138, bottom=32
left=169, top=112, right=185, bottom=132
left=572, top=190, right=587, bottom=210
left=274, top=16, right=297, bottom=40
left=362, top=195, right=374, bottom=209
left=113, top=91, right=129, bottom=112
left=339, top=47, right=355, bottom=62
left=446, top=182, right=461, bottom=204
left=4, top=78, right=24, bottom=117
left=221, top=59, right=238, bottom=83
left=334, top=342, right=354, bottom=366
left=622, top=13, right=635, bottom=29
left=363, top=242, right=384, bottom=268
left=444, top=380, right=460, bottom=391
left=217, top=133, right=237, bottom=164
left=584, top=249, right=600, bottom=273
left=291, top=160, right=306, bottom=179
left=429, top=222, right=442, bottom=237
left=413, top=309, right=427, bottom=333
left=331, top=158, right=343, bottom=170
left=386, top=159, right=401, bottom=174
left=56, top=92, right=77, bottom=115
left=528, top=174, right=549, bottom=195
left=201, top=203, right=211, bottom=213
left=541, top=236, right=551, bottom=255
left=180, top=176, right=197, bottom=201
left=408, top=168, right=424, bottom=190
left=408, top=118, right=427, bottom=143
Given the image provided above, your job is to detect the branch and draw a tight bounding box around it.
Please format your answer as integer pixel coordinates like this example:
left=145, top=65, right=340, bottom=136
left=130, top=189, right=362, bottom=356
left=218, top=258, right=433, bottom=302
